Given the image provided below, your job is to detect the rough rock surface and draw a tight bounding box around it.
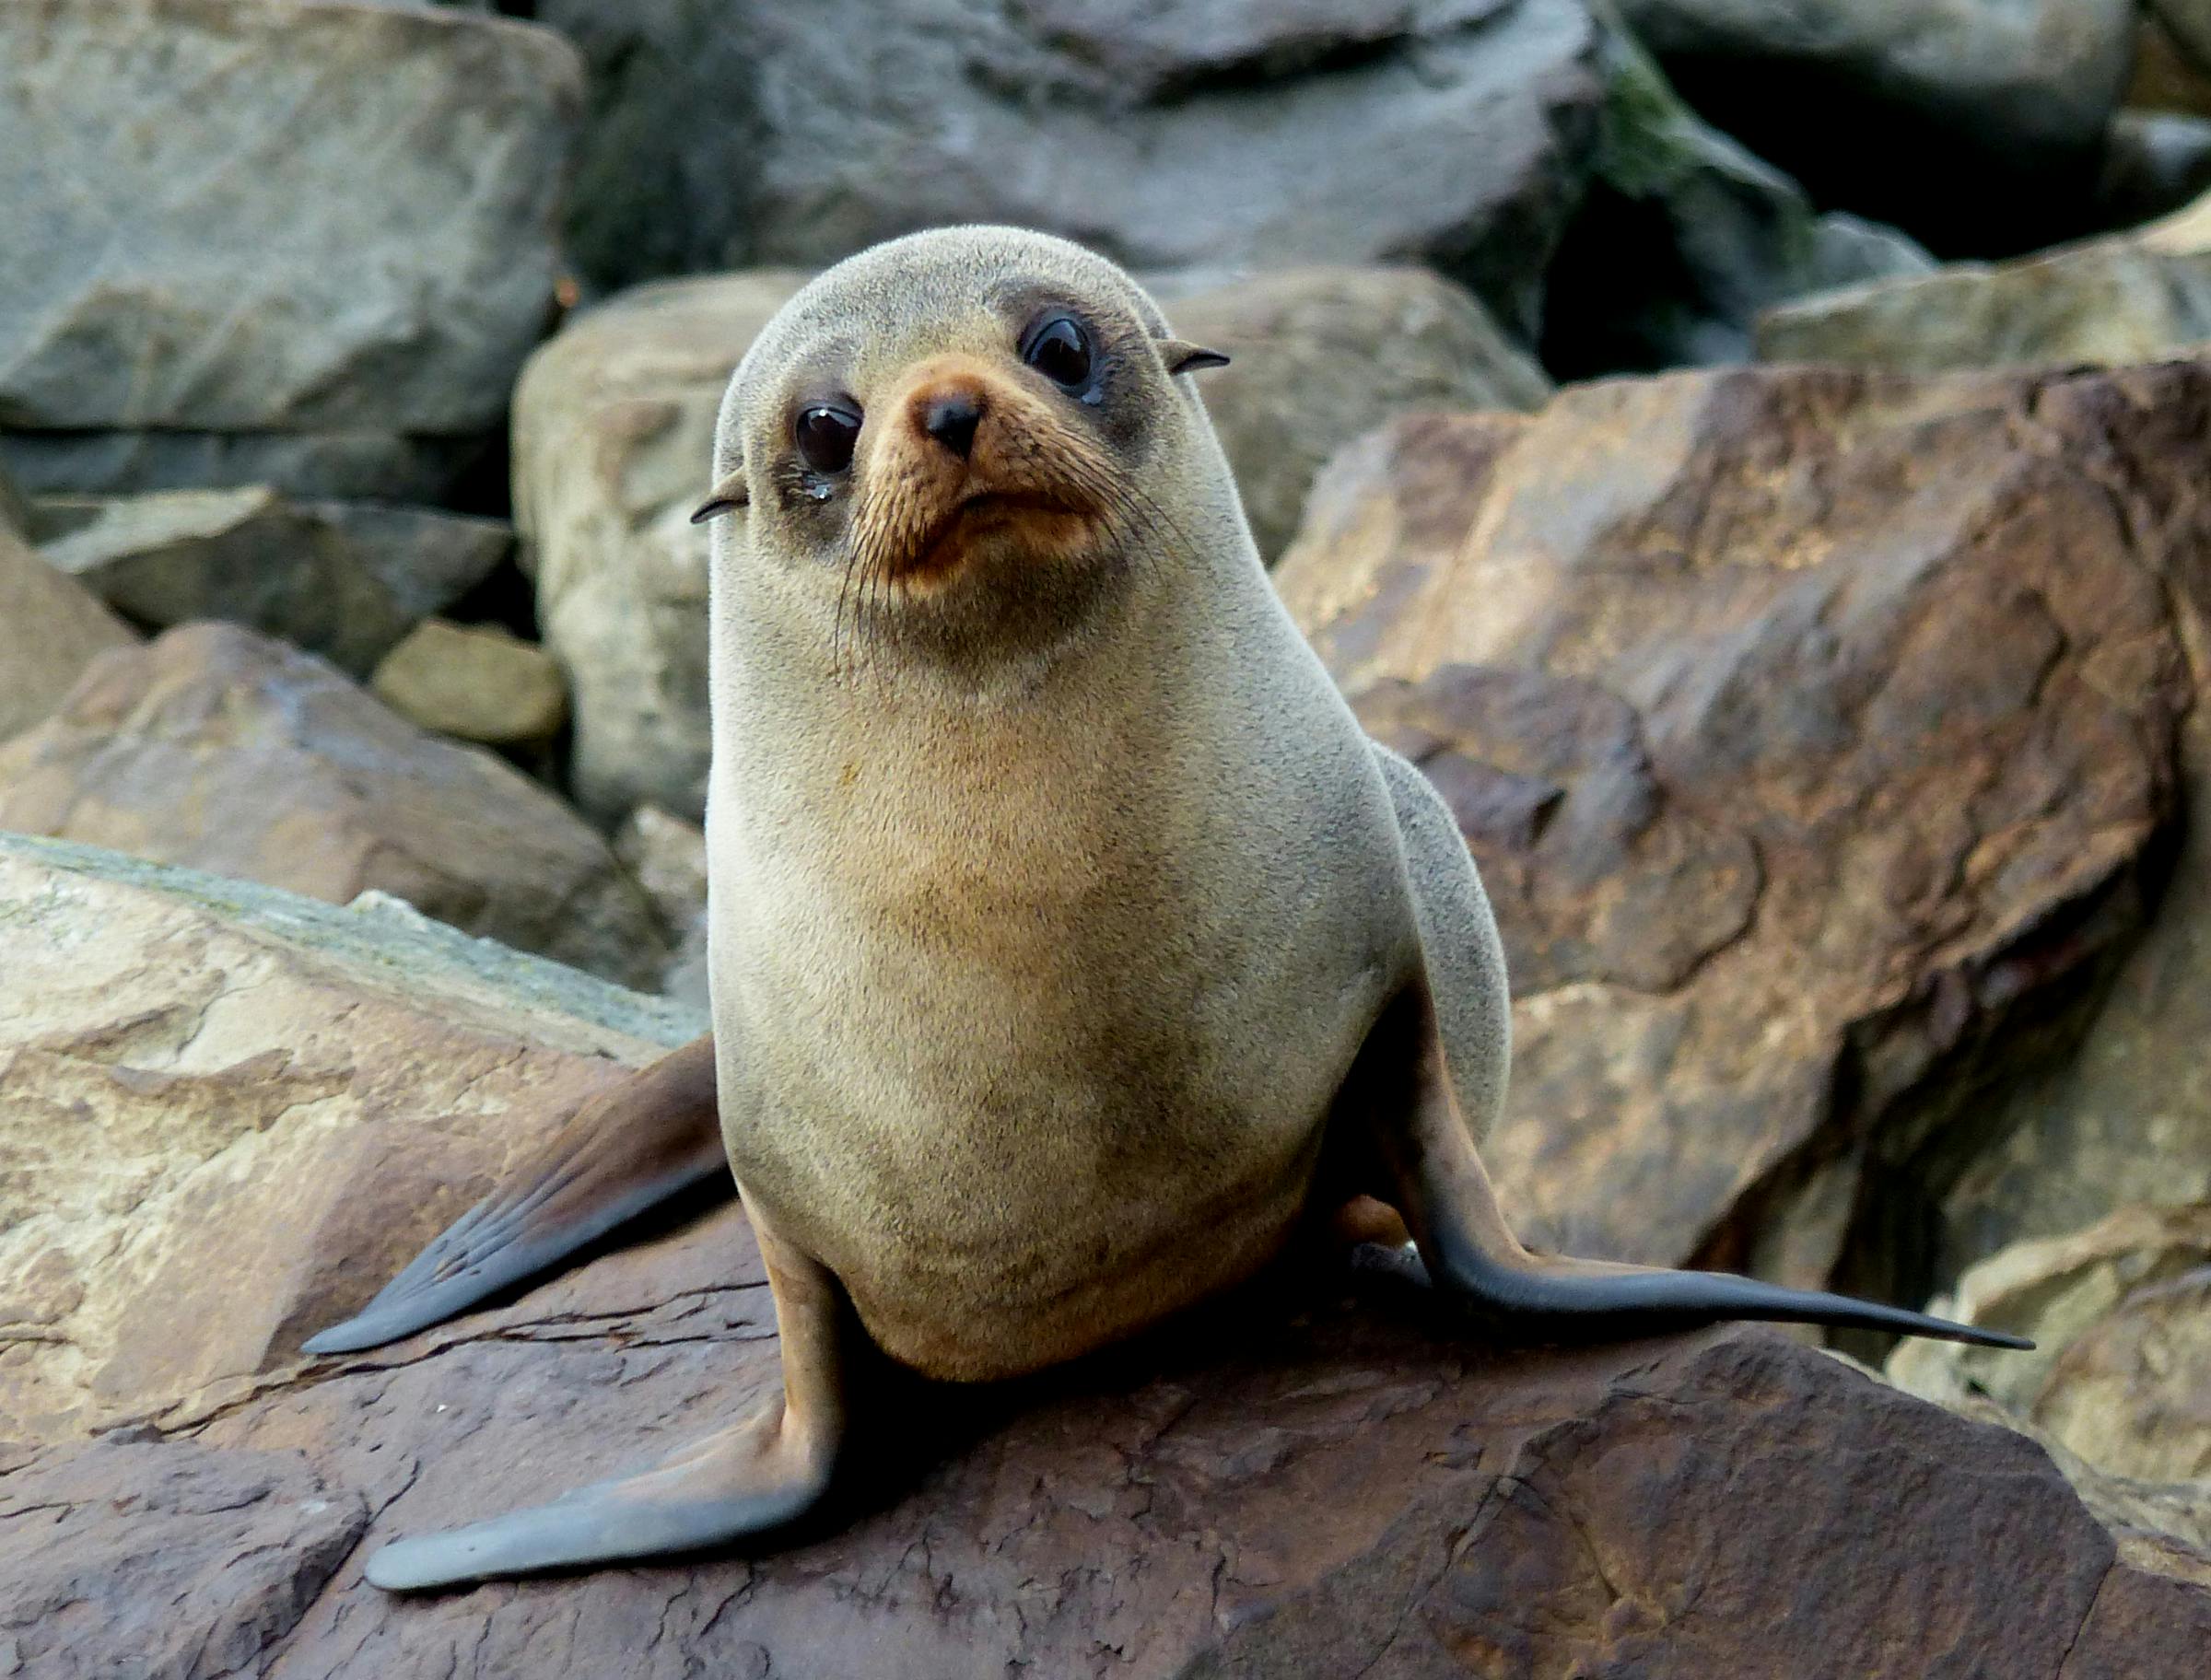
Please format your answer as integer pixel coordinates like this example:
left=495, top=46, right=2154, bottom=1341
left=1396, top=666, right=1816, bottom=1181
left=0, top=0, right=579, bottom=437
left=1615, top=0, right=2137, bottom=251
left=0, top=1439, right=370, bottom=1680
left=369, top=618, right=568, bottom=748
left=0, top=622, right=668, bottom=987
left=1759, top=190, right=2211, bottom=372
left=515, top=272, right=808, bottom=821
left=1891, top=1203, right=2211, bottom=1488
left=1274, top=358, right=2208, bottom=1318
left=0, top=457, right=29, bottom=536
left=0, top=834, right=702, bottom=1442
left=0, top=522, right=135, bottom=743
left=537, top=0, right=1603, bottom=337
left=1160, top=266, right=1550, bottom=562
left=20, top=1272, right=2210, bottom=1673
left=31, top=488, right=509, bottom=676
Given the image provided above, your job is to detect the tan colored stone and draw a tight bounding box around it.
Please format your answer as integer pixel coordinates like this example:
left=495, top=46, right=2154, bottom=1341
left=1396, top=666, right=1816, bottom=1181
left=1164, top=265, right=1549, bottom=561
left=1275, top=360, right=2205, bottom=1316
left=369, top=617, right=567, bottom=746
left=1757, top=188, right=2211, bottom=372
left=612, top=802, right=708, bottom=939
left=514, top=271, right=809, bottom=821
left=0, top=621, right=666, bottom=987
left=0, top=834, right=701, bottom=1442
left=0, top=523, right=135, bottom=744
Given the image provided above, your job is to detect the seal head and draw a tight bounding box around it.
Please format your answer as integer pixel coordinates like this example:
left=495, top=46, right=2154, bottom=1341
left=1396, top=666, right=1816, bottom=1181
left=695, top=228, right=1230, bottom=669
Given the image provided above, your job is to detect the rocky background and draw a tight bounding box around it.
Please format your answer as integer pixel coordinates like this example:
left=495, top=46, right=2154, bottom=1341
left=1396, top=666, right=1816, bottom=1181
left=6, top=0, right=2211, bottom=1673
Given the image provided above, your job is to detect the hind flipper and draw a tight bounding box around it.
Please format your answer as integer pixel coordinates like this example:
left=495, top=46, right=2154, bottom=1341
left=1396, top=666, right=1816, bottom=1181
left=1365, top=746, right=2025, bottom=1350
left=306, top=1034, right=728, bottom=1354
left=365, top=1206, right=848, bottom=1591
left=1356, top=983, right=2027, bottom=1349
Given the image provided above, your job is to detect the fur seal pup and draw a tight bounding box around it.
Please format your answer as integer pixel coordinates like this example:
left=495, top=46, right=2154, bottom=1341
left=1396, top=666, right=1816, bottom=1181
left=310, top=227, right=2025, bottom=1592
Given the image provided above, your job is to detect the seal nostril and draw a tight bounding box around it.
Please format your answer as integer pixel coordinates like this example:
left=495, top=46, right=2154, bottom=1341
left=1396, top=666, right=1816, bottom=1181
left=921, top=392, right=982, bottom=459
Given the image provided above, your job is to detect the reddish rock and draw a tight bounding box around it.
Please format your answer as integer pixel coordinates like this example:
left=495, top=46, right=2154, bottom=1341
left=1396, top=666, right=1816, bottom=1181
left=0, top=621, right=668, bottom=987
left=1275, top=360, right=2209, bottom=1316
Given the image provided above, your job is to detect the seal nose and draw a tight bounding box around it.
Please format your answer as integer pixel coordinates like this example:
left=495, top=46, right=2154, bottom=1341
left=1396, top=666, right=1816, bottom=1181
left=920, top=391, right=983, bottom=460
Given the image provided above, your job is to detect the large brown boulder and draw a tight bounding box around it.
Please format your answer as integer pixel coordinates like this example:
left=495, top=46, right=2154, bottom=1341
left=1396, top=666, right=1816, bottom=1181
left=1274, top=358, right=2211, bottom=1319
left=0, top=834, right=702, bottom=1443
left=0, top=622, right=669, bottom=987
left=18, top=1235, right=2210, bottom=1673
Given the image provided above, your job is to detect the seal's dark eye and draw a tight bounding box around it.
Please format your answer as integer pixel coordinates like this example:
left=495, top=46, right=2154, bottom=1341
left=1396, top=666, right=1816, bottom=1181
left=1023, top=316, right=1093, bottom=391
left=794, top=403, right=860, bottom=474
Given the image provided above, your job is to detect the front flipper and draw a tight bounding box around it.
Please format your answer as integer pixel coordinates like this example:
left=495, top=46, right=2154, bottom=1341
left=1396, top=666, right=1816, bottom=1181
left=1363, top=985, right=2028, bottom=1350
left=366, top=1206, right=848, bottom=1591
left=306, top=1034, right=727, bottom=1355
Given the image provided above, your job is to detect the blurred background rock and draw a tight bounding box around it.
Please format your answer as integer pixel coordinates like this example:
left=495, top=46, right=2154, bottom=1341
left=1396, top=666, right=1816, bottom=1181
left=6, top=0, right=2211, bottom=1670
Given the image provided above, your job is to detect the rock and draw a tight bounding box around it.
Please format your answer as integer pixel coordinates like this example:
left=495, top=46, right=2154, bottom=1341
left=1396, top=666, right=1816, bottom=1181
left=0, top=0, right=581, bottom=484
left=0, top=458, right=28, bottom=537
left=2135, top=14, right=2211, bottom=120
left=1159, top=266, right=1550, bottom=562
left=0, top=426, right=485, bottom=505
left=614, top=803, right=711, bottom=1006
left=1757, top=190, right=2211, bottom=373
left=29, top=1289, right=2211, bottom=1673
left=0, top=525, right=135, bottom=744
left=2098, top=111, right=2211, bottom=229
left=0, top=623, right=669, bottom=988
left=1938, top=689, right=2211, bottom=1275
left=515, top=272, right=809, bottom=822
left=1273, top=358, right=2209, bottom=1320
left=1615, top=0, right=2137, bottom=252
left=29, top=489, right=509, bottom=677
left=2155, top=1, right=2211, bottom=80
left=0, top=832, right=702, bottom=1441
left=1890, top=1204, right=2211, bottom=1489
left=369, top=618, right=567, bottom=748
left=1544, top=7, right=1935, bottom=375
left=536, top=0, right=1604, bottom=337
left=612, top=803, right=708, bottom=941
left=0, top=1438, right=369, bottom=1679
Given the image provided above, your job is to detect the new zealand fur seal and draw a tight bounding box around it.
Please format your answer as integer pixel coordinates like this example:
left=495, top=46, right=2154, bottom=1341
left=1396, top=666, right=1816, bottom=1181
left=308, top=227, right=2025, bottom=1592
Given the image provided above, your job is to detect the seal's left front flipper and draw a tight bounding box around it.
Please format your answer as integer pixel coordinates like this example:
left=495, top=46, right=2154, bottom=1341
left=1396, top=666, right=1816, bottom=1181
left=1354, top=986, right=2030, bottom=1352
left=306, top=1034, right=729, bottom=1355
left=364, top=1207, right=848, bottom=1592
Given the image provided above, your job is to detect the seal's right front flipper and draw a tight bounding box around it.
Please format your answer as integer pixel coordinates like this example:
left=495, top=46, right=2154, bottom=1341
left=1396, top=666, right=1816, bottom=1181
left=306, top=1033, right=728, bottom=1355
left=363, top=1208, right=849, bottom=1591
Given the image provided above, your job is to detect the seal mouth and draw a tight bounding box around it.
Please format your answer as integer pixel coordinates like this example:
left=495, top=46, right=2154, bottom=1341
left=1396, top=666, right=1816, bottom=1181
left=899, top=487, right=1101, bottom=586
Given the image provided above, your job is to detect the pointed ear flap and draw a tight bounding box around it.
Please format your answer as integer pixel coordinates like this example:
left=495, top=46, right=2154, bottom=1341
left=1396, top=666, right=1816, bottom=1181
left=690, top=467, right=749, bottom=525
left=1160, top=339, right=1231, bottom=376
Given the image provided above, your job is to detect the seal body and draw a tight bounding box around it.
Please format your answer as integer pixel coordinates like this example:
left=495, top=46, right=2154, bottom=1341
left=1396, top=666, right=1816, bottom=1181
left=708, top=509, right=1404, bottom=1377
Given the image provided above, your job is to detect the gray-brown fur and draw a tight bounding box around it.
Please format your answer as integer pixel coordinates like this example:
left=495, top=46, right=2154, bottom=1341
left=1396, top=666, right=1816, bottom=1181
left=320, top=227, right=2024, bottom=1593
